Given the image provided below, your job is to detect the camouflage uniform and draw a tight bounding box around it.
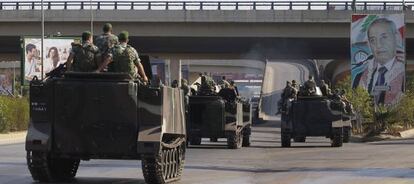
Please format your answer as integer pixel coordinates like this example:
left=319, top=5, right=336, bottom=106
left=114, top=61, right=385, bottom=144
left=218, top=79, right=230, bottom=89
left=70, top=42, right=100, bottom=72
left=320, top=80, right=331, bottom=96
left=303, top=79, right=317, bottom=96
left=198, top=75, right=216, bottom=96
left=95, top=33, right=119, bottom=55
left=108, top=43, right=141, bottom=78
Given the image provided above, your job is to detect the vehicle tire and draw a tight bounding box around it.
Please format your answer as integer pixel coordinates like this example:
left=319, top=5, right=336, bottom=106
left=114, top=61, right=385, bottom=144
left=331, top=128, right=343, bottom=147
left=227, top=132, right=243, bottom=149
left=293, top=136, right=306, bottom=143
left=242, top=134, right=251, bottom=147
left=281, top=133, right=291, bottom=147
left=242, top=126, right=251, bottom=147
left=189, top=136, right=201, bottom=145
left=27, top=151, right=80, bottom=182
left=343, top=127, right=351, bottom=143
left=142, top=138, right=186, bottom=184
left=210, top=137, right=218, bottom=142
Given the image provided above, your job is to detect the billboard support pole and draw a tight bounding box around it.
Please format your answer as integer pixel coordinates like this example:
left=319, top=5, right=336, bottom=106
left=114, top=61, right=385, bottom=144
left=41, top=0, right=44, bottom=80
left=13, top=61, right=15, bottom=95
left=90, top=0, right=93, bottom=35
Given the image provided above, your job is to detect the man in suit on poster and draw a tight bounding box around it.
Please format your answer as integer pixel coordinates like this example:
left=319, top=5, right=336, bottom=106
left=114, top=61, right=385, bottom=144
left=358, top=18, right=405, bottom=105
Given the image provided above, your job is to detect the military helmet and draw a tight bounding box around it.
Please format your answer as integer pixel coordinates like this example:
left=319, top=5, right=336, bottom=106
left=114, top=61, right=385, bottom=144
left=82, top=31, right=92, bottom=42
left=118, top=31, right=129, bottom=41
left=103, top=23, right=113, bottom=33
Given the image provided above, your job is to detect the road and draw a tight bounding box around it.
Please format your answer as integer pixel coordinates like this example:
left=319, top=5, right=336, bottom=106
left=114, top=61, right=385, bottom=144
left=1, top=119, right=414, bottom=184
left=260, top=60, right=313, bottom=119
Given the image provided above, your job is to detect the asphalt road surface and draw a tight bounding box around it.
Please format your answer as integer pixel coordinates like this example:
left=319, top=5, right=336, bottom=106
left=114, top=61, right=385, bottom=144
left=1, top=119, right=414, bottom=184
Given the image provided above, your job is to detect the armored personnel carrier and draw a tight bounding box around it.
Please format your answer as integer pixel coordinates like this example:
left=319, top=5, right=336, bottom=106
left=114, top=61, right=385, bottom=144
left=188, top=88, right=252, bottom=149
left=281, top=88, right=344, bottom=147
left=26, top=63, right=186, bottom=183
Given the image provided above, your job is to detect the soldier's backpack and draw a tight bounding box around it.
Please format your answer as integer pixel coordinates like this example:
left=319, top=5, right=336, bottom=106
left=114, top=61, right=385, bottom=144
left=72, top=43, right=98, bottom=72
left=109, top=45, right=137, bottom=77
left=96, top=34, right=118, bottom=54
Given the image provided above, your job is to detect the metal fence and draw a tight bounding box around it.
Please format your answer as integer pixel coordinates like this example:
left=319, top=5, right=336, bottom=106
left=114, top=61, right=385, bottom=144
left=0, top=1, right=412, bottom=11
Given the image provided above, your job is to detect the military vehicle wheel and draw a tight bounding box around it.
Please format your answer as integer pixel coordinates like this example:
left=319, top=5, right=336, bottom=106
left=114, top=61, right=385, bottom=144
left=293, top=136, right=306, bottom=142
left=142, top=137, right=186, bottom=184
left=27, top=151, right=80, bottom=182
left=227, top=132, right=243, bottom=149
left=210, top=137, right=218, bottom=142
left=331, top=128, right=343, bottom=147
left=242, top=126, right=251, bottom=147
left=242, top=134, right=251, bottom=147
left=343, top=127, right=351, bottom=143
left=281, top=133, right=291, bottom=147
left=189, top=136, right=201, bottom=145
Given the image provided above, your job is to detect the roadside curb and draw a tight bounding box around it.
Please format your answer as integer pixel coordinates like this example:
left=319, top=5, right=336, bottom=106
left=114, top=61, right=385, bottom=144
left=398, top=128, right=414, bottom=138
left=349, top=134, right=399, bottom=143
left=0, top=131, right=26, bottom=145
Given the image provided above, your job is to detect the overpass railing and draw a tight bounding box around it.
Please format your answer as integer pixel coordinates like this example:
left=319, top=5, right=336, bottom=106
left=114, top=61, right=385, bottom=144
left=0, top=1, right=412, bottom=11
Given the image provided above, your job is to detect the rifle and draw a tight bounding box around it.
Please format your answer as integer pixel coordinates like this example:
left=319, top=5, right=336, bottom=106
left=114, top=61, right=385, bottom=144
left=45, top=63, right=67, bottom=78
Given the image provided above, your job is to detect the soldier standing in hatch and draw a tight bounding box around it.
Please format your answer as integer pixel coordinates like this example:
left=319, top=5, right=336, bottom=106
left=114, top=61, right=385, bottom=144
left=181, top=78, right=191, bottom=111
left=218, top=76, right=230, bottom=89
left=229, top=80, right=239, bottom=96
left=291, top=80, right=298, bottom=99
left=303, top=75, right=317, bottom=95
left=66, top=31, right=100, bottom=72
left=96, top=31, right=148, bottom=84
left=95, top=23, right=119, bottom=58
left=278, top=81, right=292, bottom=114
left=198, top=75, right=216, bottom=95
left=320, top=80, right=331, bottom=97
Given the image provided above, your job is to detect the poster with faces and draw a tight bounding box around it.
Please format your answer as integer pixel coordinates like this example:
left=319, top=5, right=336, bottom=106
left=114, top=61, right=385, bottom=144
left=23, top=38, right=78, bottom=83
left=351, top=14, right=405, bottom=105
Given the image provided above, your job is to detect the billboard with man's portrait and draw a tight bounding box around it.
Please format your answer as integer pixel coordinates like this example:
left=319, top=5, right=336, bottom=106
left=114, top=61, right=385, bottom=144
left=351, top=14, right=405, bottom=105
left=23, top=37, right=79, bottom=84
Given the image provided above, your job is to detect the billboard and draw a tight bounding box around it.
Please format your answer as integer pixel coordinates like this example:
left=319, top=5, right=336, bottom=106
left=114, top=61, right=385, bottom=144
left=351, top=14, right=405, bottom=105
left=0, top=73, right=12, bottom=95
left=23, top=37, right=79, bottom=83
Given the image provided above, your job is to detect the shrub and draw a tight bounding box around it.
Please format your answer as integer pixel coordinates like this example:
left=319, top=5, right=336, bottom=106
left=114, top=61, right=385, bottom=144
left=0, top=96, right=29, bottom=133
left=335, top=74, right=414, bottom=136
left=335, top=76, right=374, bottom=134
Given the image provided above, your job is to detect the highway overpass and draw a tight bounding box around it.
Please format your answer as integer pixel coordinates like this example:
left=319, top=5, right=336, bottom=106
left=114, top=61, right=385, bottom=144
left=0, top=1, right=413, bottom=84
left=1, top=1, right=414, bottom=61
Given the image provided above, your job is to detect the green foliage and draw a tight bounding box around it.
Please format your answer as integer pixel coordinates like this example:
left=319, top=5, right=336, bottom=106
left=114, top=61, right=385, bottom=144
left=336, top=73, right=414, bottom=136
left=0, top=96, right=29, bottom=133
left=335, top=75, right=373, bottom=121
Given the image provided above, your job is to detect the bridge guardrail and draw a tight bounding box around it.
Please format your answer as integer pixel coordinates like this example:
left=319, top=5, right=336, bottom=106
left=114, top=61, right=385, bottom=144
left=0, top=1, right=412, bottom=11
